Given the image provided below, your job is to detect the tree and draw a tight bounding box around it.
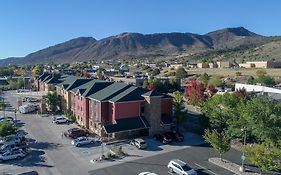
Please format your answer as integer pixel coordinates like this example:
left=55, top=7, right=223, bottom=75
left=208, top=76, right=223, bottom=87
left=16, top=78, right=25, bottom=89
left=201, top=93, right=243, bottom=136
left=185, top=78, right=206, bottom=106
left=235, top=88, right=247, bottom=100
left=199, top=73, right=210, bottom=85
left=240, top=96, right=281, bottom=146
left=0, top=119, right=17, bottom=137
left=43, top=92, right=60, bottom=112
left=204, top=129, right=231, bottom=160
left=235, top=71, right=242, bottom=76
left=256, top=69, right=267, bottom=77
left=245, top=144, right=281, bottom=173
left=257, top=76, right=276, bottom=86
left=32, top=66, right=43, bottom=77
left=173, top=91, right=187, bottom=127
left=247, top=76, right=255, bottom=84
left=175, top=67, right=188, bottom=79
left=208, top=84, right=218, bottom=96
left=151, top=68, right=160, bottom=76
left=83, top=71, right=91, bottom=78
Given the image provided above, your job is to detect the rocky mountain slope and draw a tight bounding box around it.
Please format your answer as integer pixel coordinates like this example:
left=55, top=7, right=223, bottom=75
left=1, top=27, right=278, bottom=66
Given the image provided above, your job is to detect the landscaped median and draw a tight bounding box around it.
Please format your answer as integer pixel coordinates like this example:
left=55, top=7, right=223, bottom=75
left=208, top=157, right=259, bottom=175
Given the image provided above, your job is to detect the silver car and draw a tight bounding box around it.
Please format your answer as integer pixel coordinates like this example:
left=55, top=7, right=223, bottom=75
left=71, top=137, right=95, bottom=147
left=0, top=149, right=26, bottom=162
left=168, top=159, right=197, bottom=175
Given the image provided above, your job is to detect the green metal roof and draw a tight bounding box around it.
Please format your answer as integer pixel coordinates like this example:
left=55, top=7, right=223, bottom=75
left=56, top=76, right=78, bottom=88
left=109, top=86, right=149, bottom=102
left=88, top=82, right=131, bottom=101
left=65, top=78, right=92, bottom=91
left=69, top=79, right=112, bottom=97
left=142, top=90, right=163, bottom=97
left=103, top=116, right=150, bottom=134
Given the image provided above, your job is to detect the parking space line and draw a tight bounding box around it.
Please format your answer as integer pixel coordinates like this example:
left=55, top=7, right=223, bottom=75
left=195, top=163, right=218, bottom=175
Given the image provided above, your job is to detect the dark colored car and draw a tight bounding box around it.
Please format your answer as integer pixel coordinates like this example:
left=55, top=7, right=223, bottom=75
left=153, top=134, right=164, bottom=141
left=173, top=131, right=184, bottom=142
left=163, top=132, right=173, bottom=144
left=64, top=128, right=88, bottom=139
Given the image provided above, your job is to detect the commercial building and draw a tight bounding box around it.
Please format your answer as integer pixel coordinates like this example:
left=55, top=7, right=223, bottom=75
left=239, top=61, right=281, bottom=68
left=36, top=74, right=173, bottom=139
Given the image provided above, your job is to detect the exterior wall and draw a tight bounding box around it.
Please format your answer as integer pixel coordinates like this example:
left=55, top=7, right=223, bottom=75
left=73, top=94, right=89, bottom=128
left=161, top=99, right=173, bottom=117
left=197, top=63, right=209, bottom=68
left=112, top=102, right=141, bottom=121
left=89, top=99, right=102, bottom=123
left=217, top=61, right=231, bottom=68
left=143, top=96, right=162, bottom=136
left=239, top=61, right=281, bottom=68
left=39, top=81, right=45, bottom=91
left=209, top=63, right=218, bottom=68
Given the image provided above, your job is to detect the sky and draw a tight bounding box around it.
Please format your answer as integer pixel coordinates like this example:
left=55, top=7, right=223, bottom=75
left=0, top=0, right=281, bottom=59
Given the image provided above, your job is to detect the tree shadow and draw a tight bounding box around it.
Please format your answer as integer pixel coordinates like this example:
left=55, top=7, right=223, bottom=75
left=28, top=141, right=62, bottom=150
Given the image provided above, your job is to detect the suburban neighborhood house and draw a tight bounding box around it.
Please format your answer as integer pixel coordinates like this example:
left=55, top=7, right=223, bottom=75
left=35, top=73, right=173, bottom=139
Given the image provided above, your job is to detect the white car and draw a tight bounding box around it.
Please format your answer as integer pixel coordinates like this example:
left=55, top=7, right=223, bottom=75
left=168, top=159, right=197, bottom=175
left=52, top=116, right=68, bottom=124
left=139, top=172, right=158, bottom=175
left=71, top=137, right=95, bottom=147
left=0, top=149, right=26, bottom=162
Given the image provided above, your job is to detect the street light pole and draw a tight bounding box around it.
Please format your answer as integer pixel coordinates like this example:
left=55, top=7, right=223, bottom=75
left=240, top=128, right=247, bottom=172
left=14, top=109, right=17, bottom=126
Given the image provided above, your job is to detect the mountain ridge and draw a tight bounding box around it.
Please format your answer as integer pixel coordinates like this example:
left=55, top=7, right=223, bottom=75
left=1, top=27, right=277, bottom=66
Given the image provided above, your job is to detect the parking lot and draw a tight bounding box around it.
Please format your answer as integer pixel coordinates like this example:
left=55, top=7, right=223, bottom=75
left=1, top=90, right=219, bottom=175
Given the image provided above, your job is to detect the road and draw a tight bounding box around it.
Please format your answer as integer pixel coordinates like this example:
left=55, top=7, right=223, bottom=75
left=89, top=143, right=242, bottom=175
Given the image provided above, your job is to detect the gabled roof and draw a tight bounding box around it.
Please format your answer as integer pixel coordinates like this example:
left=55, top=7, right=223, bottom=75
left=69, top=79, right=112, bottom=97
left=36, top=73, right=50, bottom=81
left=42, top=75, right=52, bottom=82
left=103, top=116, right=150, bottom=134
left=141, top=90, right=163, bottom=97
left=109, top=86, right=149, bottom=102
left=44, top=74, right=64, bottom=85
left=88, top=82, right=132, bottom=101
left=55, top=76, right=78, bottom=89
left=65, top=78, right=92, bottom=91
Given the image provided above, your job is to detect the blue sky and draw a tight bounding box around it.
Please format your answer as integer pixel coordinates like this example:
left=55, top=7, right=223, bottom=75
left=1, top=0, right=281, bottom=59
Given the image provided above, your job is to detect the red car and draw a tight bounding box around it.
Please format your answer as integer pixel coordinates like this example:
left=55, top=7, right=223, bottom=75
left=64, top=128, right=89, bottom=139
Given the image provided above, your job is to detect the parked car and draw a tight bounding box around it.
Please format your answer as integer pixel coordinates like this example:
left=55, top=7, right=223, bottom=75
left=0, top=117, right=14, bottom=124
left=168, top=159, right=197, bottom=175
left=0, top=142, right=28, bottom=153
left=0, top=134, right=25, bottom=145
left=19, top=104, right=36, bottom=114
left=71, top=137, right=95, bottom=147
left=0, top=149, right=27, bottom=162
left=52, top=116, right=68, bottom=124
left=130, top=138, right=147, bottom=149
left=164, top=132, right=175, bottom=144
left=139, top=172, right=158, bottom=175
left=153, top=133, right=172, bottom=144
left=172, top=131, right=184, bottom=142
left=64, top=128, right=89, bottom=139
